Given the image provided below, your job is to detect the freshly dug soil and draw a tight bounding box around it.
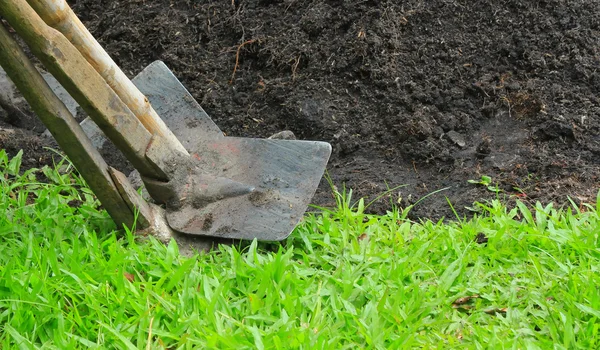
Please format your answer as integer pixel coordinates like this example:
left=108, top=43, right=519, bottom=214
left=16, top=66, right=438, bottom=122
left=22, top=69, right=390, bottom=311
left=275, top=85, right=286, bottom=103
left=2, top=0, right=599, bottom=220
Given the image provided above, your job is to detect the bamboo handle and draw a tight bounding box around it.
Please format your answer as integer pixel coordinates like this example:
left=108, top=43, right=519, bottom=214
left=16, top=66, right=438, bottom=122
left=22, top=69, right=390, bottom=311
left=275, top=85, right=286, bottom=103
left=0, top=22, right=136, bottom=227
left=0, top=0, right=165, bottom=179
left=27, top=0, right=189, bottom=156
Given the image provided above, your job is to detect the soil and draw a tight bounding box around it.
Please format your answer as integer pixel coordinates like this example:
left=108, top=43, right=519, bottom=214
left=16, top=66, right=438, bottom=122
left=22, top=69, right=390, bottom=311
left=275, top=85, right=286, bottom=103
left=1, top=0, right=599, bottom=221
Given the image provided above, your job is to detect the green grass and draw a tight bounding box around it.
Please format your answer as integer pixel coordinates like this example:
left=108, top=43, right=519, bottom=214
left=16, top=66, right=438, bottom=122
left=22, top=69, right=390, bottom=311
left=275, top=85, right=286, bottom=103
left=1, top=149, right=599, bottom=349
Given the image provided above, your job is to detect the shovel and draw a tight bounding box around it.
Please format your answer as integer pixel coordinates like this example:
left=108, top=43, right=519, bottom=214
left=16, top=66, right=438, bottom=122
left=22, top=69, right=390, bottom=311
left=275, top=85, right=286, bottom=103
left=0, top=0, right=330, bottom=244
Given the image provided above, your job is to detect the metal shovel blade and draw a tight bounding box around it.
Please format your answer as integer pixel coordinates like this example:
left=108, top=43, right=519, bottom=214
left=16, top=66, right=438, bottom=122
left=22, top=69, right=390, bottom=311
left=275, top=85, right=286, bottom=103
left=133, top=61, right=331, bottom=241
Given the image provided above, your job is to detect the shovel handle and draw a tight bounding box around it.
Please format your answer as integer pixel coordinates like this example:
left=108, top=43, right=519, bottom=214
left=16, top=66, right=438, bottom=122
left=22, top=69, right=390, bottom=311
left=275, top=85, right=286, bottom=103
left=26, top=0, right=189, bottom=156
left=0, top=21, right=137, bottom=228
left=0, top=0, right=166, bottom=179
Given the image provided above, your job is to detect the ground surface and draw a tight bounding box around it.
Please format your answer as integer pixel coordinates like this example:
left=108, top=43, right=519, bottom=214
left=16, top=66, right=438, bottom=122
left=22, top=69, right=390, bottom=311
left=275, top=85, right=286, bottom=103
left=1, top=0, right=599, bottom=219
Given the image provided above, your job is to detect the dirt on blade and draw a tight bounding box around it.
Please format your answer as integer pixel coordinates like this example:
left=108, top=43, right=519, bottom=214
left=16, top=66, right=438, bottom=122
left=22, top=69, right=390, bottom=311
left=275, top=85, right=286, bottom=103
left=1, top=0, right=599, bottom=220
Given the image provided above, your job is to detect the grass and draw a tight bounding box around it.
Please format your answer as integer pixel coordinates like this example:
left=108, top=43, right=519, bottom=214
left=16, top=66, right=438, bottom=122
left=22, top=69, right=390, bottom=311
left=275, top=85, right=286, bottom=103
left=1, top=149, right=599, bottom=349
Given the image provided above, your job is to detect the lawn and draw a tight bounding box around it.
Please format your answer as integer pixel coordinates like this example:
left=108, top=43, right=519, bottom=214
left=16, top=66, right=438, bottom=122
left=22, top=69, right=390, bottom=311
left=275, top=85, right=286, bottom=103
left=1, top=149, right=599, bottom=349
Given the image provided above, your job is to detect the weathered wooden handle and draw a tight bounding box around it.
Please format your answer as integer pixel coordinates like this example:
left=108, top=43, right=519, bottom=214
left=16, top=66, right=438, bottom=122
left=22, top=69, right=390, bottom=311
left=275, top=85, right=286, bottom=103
left=0, top=21, right=136, bottom=227
left=27, top=0, right=189, bottom=155
left=0, top=0, right=166, bottom=179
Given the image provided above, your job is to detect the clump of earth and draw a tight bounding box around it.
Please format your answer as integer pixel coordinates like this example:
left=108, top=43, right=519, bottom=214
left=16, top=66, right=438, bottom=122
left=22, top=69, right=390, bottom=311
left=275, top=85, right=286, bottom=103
left=1, top=0, right=599, bottom=221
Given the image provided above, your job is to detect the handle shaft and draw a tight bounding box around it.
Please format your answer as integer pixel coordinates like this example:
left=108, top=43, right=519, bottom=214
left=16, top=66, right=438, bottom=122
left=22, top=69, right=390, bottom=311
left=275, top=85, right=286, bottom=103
left=0, top=0, right=166, bottom=180
left=27, top=0, right=189, bottom=156
left=0, top=21, right=136, bottom=228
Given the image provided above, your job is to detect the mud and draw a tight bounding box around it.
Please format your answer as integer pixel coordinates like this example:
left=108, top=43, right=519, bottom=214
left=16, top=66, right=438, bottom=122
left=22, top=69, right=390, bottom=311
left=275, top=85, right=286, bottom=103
left=1, top=0, right=599, bottom=220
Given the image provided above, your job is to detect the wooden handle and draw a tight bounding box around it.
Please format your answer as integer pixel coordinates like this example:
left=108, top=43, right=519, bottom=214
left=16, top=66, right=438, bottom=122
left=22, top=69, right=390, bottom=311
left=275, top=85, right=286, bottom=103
left=0, top=0, right=166, bottom=179
left=0, top=21, right=136, bottom=227
left=27, top=0, right=189, bottom=156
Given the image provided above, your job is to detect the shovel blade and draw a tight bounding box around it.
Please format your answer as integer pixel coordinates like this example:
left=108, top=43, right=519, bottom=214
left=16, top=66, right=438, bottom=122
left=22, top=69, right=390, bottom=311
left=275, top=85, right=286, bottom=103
left=133, top=61, right=224, bottom=146
left=167, top=137, right=331, bottom=240
left=133, top=61, right=331, bottom=241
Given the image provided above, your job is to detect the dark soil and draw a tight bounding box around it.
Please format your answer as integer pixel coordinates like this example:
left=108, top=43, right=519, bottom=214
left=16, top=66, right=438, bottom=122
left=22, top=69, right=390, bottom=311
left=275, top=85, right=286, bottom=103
left=2, top=0, right=600, bottom=220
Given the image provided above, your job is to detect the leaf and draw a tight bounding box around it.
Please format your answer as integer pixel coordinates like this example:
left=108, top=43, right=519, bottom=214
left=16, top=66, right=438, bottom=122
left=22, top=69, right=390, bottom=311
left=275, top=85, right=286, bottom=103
left=249, top=326, right=265, bottom=350
left=487, top=185, right=502, bottom=193
left=0, top=149, right=8, bottom=166
left=468, top=175, right=492, bottom=186
left=377, top=287, right=389, bottom=313
left=575, top=303, right=600, bottom=319
left=341, top=298, right=357, bottom=315
left=439, top=258, right=462, bottom=292
left=517, top=201, right=534, bottom=225
left=3, top=324, right=37, bottom=350
left=248, top=293, right=264, bottom=313
left=164, top=258, right=197, bottom=291
left=66, top=333, right=99, bottom=347
left=7, top=150, right=23, bottom=176
left=164, top=239, right=179, bottom=266
left=481, top=175, right=492, bottom=185
left=98, top=322, right=138, bottom=350
left=357, top=198, right=365, bottom=214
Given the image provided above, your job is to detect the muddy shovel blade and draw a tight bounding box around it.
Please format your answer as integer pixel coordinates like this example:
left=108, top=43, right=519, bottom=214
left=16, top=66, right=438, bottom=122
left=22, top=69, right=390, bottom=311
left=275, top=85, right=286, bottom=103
left=133, top=61, right=331, bottom=241
left=166, top=137, right=330, bottom=240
